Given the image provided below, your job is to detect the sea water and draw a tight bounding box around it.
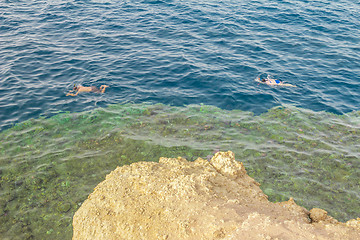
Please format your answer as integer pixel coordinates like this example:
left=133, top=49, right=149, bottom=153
left=0, top=0, right=359, bottom=239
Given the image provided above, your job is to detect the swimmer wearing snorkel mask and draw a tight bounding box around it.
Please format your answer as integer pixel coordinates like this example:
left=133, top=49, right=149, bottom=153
left=66, top=84, right=109, bottom=96
left=257, top=77, right=296, bottom=87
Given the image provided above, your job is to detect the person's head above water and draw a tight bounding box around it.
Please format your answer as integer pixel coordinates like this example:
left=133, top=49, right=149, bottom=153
left=73, top=84, right=80, bottom=91
left=261, top=78, right=266, bottom=82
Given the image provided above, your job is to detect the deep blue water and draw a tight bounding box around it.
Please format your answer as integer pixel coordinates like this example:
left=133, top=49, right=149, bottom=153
left=1, top=0, right=359, bottom=130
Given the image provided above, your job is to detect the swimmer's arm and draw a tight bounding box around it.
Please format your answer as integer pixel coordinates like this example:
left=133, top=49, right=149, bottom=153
left=66, top=91, right=79, bottom=96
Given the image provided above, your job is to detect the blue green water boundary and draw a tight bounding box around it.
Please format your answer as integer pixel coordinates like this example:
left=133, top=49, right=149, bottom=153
left=0, top=103, right=359, bottom=239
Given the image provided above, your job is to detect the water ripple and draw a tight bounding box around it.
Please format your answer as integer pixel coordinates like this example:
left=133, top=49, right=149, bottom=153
left=1, top=0, right=360, bottom=130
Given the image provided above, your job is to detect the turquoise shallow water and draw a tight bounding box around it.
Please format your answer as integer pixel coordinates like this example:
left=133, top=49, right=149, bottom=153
left=1, top=103, right=359, bottom=239
left=0, top=0, right=360, bottom=239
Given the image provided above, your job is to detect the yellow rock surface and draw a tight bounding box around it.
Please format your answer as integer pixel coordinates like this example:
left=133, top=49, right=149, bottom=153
left=73, top=151, right=360, bottom=240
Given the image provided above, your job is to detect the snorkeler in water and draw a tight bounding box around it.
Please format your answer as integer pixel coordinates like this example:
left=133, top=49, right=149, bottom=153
left=66, top=84, right=109, bottom=96
left=257, top=77, right=296, bottom=87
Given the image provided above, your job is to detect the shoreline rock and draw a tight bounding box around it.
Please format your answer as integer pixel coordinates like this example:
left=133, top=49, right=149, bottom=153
left=73, top=151, right=360, bottom=239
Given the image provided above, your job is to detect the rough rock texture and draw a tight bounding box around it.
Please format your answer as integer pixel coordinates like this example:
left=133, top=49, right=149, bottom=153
left=73, top=151, right=360, bottom=240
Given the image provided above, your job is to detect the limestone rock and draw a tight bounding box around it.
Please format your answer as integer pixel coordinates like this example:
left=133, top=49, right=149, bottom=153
left=346, top=218, right=360, bottom=229
left=73, top=151, right=360, bottom=240
left=309, top=208, right=336, bottom=223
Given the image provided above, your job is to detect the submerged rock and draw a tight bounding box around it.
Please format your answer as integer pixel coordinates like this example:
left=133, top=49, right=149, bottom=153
left=73, top=151, right=360, bottom=239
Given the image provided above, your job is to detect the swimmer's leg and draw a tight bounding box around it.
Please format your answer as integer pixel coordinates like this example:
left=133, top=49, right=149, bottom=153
left=100, top=85, right=109, bottom=93
left=281, top=83, right=297, bottom=87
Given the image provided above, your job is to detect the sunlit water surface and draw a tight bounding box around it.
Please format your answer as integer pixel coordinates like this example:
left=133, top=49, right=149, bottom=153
left=0, top=0, right=359, bottom=239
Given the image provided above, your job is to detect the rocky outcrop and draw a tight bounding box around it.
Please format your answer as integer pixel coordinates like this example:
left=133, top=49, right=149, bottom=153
left=73, top=151, right=360, bottom=239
